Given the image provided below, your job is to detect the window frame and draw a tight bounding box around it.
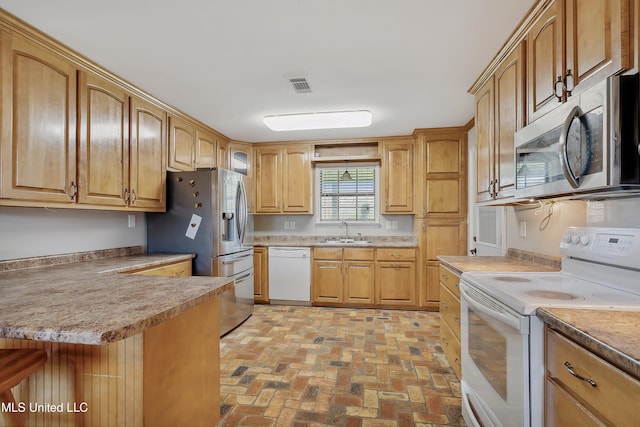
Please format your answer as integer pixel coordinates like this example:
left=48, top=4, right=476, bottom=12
left=314, top=162, right=381, bottom=226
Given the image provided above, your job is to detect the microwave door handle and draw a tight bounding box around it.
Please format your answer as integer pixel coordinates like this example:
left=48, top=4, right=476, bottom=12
left=559, top=105, right=582, bottom=189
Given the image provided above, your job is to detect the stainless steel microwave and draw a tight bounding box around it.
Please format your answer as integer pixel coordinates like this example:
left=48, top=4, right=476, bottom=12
left=514, top=75, right=640, bottom=199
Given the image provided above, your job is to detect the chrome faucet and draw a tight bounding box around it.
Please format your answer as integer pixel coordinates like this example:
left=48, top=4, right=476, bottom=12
left=340, top=221, right=349, bottom=239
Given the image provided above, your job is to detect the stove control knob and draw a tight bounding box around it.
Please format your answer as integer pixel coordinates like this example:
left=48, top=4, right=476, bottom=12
left=562, top=234, right=572, bottom=244
left=571, top=234, right=581, bottom=244
left=580, top=235, right=590, bottom=246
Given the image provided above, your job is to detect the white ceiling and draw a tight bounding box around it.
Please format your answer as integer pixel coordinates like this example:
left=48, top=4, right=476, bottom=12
left=0, top=0, right=535, bottom=143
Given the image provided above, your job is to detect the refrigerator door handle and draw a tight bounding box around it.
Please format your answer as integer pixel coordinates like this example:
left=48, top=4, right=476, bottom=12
left=236, top=180, right=248, bottom=244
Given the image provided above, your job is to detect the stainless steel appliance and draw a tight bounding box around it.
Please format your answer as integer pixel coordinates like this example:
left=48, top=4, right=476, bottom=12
left=459, top=227, right=640, bottom=427
left=515, top=75, right=640, bottom=200
left=147, top=168, right=254, bottom=336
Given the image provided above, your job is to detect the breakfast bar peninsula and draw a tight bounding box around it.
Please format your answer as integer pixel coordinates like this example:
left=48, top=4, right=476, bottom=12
left=0, top=248, right=232, bottom=427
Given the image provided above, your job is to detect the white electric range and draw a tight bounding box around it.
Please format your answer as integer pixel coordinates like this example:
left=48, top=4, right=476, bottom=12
left=458, top=227, right=640, bottom=427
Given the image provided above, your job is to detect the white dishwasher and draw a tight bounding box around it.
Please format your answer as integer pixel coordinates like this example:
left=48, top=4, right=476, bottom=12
left=268, top=247, right=311, bottom=304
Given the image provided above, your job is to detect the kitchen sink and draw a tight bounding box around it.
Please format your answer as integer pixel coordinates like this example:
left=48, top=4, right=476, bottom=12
left=318, top=238, right=373, bottom=245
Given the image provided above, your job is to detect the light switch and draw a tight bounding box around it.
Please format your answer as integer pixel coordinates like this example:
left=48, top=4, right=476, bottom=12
left=128, top=214, right=136, bottom=228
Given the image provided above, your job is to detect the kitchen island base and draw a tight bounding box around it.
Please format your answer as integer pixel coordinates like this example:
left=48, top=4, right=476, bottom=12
left=0, top=297, right=220, bottom=427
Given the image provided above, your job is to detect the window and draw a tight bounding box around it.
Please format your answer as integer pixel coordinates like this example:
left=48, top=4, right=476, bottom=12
left=317, top=164, right=379, bottom=223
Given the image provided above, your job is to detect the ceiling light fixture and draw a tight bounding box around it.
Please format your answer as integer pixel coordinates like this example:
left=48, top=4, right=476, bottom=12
left=263, top=110, right=372, bottom=131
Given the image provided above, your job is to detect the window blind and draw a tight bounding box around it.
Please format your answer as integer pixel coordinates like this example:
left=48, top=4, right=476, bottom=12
left=319, top=167, right=375, bottom=221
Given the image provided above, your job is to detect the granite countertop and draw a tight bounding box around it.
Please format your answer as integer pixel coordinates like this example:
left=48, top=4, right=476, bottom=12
left=537, top=308, right=640, bottom=379
left=252, top=235, right=418, bottom=248
left=0, top=250, right=233, bottom=346
left=437, top=249, right=561, bottom=276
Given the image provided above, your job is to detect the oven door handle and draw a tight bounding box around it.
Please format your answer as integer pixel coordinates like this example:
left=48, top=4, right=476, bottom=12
left=460, top=381, right=494, bottom=427
left=460, top=284, right=527, bottom=334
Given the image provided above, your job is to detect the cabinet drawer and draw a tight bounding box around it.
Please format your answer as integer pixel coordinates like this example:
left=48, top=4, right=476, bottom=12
left=439, top=265, right=460, bottom=298
left=376, top=248, right=415, bottom=262
left=546, top=329, right=640, bottom=427
left=439, top=285, right=460, bottom=339
left=440, top=320, right=461, bottom=379
left=343, top=248, right=374, bottom=261
left=130, top=260, right=192, bottom=277
left=545, top=378, right=604, bottom=427
left=313, top=247, right=343, bottom=260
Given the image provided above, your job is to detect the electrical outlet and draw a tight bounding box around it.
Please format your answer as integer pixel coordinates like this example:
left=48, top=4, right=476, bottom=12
left=284, top=221, right=290, bottom=230
left=127, top=214, right=136, bottom=228
left=290, top=221, right=296, bottom=230
left=392, top=221, right=398, bottom=230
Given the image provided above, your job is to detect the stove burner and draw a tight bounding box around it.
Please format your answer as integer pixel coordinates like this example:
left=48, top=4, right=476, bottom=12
left=492, top=276, right=532, bottom=283
left=524, top=290, right=584, bottom=301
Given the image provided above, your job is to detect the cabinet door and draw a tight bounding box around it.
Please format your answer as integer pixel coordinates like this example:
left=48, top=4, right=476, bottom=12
left=283, top=145, right=312, bottom=213
left=382, top=140, right=414, bottom=213
left=131, top=260, right=192, bottom=276
left=253, top=247, right=269, bottom=303
left=526, top=1, right=563, bottom=123
left=168, top=115, right=195, bottom=171
left=425, top=221, right=467, bottom=261
left=344, top=262, right=375, bottom=304
left=494, top=43, right=524, bottom=199
left=376, top=262, right=416, bottom=306
left=425, top=137, right=466, bottom=216
left=217, top=137, right=229, bottom=169
left=312, top=261, right=343, bottom=303
left=0, top=31, right=77, bottom=204
left=565, top=0, right=630, bottom=97
left=78, top=72, right=130, bottom=207
left=195, top=128, right=216, bottom=168
left=474, top=77, right=495, bottom=202
left=254, top=148, right=282, bottom=213
left=129, top=97, right=167, bottom=210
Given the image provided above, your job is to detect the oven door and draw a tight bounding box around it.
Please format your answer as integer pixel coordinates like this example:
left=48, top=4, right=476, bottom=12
left=460, top=282, right=530, bottom=427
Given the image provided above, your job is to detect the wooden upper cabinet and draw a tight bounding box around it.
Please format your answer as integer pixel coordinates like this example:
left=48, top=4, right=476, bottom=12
left=168, top=115, right=196, bottom=171
left=494, top=43, right=524, bottom=199
left=254, top=144, right=312, bottom=214
left=474, top=77, right=495, bottom=202
left=195, top=128, right=216, bottom=168
left=129, top=97, right=166, bottom=210
left=527, top=1, right=563, bottom=123
left=0, top=31, right=77, bottom=204
left=78, top=71, right=130, bottom=207
left=424, top=134, right=467, bottom=217
left=254, top=147, right=282, bottom=213
left=527, top=0, right=630, bottom=123
left=217, top=137, right=230, bottom=169
left=282, top=145, right=312, bottom=213
left=381, top=140, right=414, bottom=214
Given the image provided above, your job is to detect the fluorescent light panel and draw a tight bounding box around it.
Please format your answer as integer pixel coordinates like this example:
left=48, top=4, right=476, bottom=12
left=263, top=110, right=372, bottom=131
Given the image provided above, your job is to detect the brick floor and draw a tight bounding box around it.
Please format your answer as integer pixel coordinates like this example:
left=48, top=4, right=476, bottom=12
left=217, top=305, right=466, bottom=427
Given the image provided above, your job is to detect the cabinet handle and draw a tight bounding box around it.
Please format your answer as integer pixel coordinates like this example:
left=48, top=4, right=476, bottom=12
left=564, top=69, right=574, bottom=97
left=174, top=270, right=184, bottom=276
left=487, top=179, right=494, bottom=196
left=442, top=337, right=448, bottom=345
left=390, top=253, right=401, bottom=258
left=563, top=361, right=597, bottom=387
left=454, top=316, right=460, bottom=324
left=554, top=76, right=564, bottom=102
left=69, top=181, right=78, bottom=200
left=130, top=189, right=137, bottom=205
left=124, top=189, right=130, bottom=203
left=422, top=222, right=426, bottom=232
left=441, top=273, right=448, bottom=281
left=441, top=301, right=448, bottom=309
left=422, top=208, right=426, bottom=217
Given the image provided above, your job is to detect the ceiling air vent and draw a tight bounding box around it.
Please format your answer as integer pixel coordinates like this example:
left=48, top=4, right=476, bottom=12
left=289, top=77, right=312, bottom=94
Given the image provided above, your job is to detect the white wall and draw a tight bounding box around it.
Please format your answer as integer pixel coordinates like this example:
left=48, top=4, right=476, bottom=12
left=0, top=207, right=146, bottom=261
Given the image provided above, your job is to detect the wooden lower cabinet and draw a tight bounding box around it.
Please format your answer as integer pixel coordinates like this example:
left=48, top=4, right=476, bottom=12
left=0, top=296, right=220, bottom=427
left=312, top=247, right=415, bottom=308
left=439, top=264, right=462, bottom=379
left=253, top=246, right=269, bottom=303
left=545, top=327, right=640, bottom=426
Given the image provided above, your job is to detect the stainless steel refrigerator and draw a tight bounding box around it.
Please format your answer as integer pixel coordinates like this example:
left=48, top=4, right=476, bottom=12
left=146, top=168, right=254, bottom=336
